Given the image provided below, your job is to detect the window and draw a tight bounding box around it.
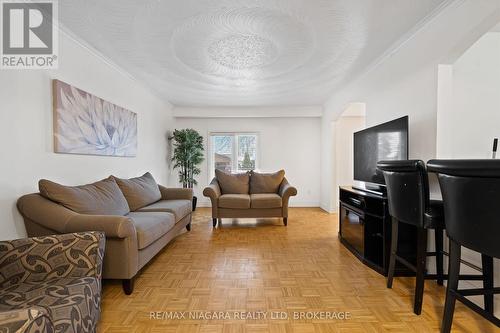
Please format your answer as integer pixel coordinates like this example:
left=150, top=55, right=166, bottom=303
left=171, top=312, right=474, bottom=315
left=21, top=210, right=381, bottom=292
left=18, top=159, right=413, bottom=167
left=209, top=132, right=259, bottom=179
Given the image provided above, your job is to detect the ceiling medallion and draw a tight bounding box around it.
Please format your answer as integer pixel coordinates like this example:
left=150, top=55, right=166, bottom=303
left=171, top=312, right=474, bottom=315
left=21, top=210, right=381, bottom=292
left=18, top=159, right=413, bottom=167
left=207, top=34, right=277, bottom=70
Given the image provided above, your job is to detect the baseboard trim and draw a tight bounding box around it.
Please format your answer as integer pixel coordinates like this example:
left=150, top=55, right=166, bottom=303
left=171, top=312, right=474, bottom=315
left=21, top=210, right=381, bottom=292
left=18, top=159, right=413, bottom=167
left=196, top=200, right=321, bottom=208
left=319, top=203, right=336, bottom=214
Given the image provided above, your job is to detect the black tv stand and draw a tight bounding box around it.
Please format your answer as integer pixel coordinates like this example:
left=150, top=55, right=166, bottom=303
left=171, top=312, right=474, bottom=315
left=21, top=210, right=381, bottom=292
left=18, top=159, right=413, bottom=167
left=352, top=185, right=385, bottom=196
left=339, top=186, right=417, bottom=276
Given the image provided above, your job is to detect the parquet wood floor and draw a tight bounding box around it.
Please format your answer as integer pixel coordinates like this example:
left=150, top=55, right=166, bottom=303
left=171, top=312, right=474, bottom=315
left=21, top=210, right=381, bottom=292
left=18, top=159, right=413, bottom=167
left=97, top=208, right=497, bottom=333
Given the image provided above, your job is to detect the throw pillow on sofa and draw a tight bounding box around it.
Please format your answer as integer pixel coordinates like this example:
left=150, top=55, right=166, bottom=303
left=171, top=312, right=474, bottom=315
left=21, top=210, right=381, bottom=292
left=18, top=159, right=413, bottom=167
left=249, top=170, right=285, bottom=194
left=38, top=177, right=130, bottom=215
left=215, top=169, right=250, bottom=194
left=112, top=172, right=161, bottom=211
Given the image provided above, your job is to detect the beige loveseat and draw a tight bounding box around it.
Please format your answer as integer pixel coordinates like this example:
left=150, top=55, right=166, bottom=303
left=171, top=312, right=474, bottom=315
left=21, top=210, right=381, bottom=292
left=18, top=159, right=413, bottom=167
left=17, top=173, right=192, bottom=294
left=203, top=170, right=297, bottom=227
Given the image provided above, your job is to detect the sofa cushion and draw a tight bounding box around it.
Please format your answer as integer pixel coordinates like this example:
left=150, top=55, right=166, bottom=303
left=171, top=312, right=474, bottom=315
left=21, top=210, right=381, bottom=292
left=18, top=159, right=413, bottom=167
left=138, top=200, right=191, bottom=221
left=113, top=173, right=162, bottom=211
left=0, top=276, right=100, bottom=333
left=215, top=169, right=249, bottom=194
left=38, top=177, right=130, bottom=216
left=249, top=170, right=285, bottom=194
left=250, top=194, right=283, bottom=209
left=127, top=212, right=175, bottom=249
left=218, top=194, right=251, bottom=209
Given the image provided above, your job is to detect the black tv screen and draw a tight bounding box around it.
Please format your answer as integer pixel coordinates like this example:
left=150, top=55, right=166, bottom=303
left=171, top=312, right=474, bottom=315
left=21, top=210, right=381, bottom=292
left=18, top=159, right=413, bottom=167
left=354, top=116, right=408, bottom=185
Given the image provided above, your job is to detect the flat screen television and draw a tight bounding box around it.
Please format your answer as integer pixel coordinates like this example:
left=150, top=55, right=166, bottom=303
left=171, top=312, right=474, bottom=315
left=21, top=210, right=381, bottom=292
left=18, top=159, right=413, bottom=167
left=353, top=116, right=408, bottom=192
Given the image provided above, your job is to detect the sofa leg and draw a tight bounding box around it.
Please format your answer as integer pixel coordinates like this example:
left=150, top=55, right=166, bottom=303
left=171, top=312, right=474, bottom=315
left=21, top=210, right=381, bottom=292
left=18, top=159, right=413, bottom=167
left=122, top=278, right=134, bottom=295
left=283, top=217, right=288, bottom=226
left=213, top=218, right=217, bottom=227
left=186, top=223, right=191, bottom=231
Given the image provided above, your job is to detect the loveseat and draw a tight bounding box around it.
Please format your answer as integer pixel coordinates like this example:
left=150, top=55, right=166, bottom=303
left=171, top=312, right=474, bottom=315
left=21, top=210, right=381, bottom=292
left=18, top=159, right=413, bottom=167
left=203, top=170, right=297, bottom=227
left=0, top=232, right=104, bottom=333
left=17, top=173, right=192, bottom=294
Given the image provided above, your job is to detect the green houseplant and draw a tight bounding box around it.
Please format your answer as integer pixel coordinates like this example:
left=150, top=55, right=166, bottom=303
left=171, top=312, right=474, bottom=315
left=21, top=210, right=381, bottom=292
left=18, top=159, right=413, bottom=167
left=171, top=129, right=204, bottom=211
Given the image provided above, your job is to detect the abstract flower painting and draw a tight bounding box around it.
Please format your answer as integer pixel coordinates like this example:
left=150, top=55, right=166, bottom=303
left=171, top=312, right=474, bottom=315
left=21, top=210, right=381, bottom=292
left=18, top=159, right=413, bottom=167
left=53, top=80, right=137, bottom=157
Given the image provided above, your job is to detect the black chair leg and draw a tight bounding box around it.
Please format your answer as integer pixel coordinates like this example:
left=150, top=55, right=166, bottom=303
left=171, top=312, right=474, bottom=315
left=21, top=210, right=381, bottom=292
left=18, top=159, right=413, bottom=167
left=414, top=227, right=428, bottom=315
left=435, top=227, right=444, bottom=286
left=481, top=254, right=494, bottom=314
left=441, top=240, right=461, bottom=333
left=387, top=218, right=398, bottom=289
left=212, top=218, right=217, bottom=227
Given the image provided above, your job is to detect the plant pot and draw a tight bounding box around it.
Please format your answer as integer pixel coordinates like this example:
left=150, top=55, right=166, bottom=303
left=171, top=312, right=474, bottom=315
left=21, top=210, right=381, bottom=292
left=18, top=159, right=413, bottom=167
left=192, top=196, right=197, bottom=212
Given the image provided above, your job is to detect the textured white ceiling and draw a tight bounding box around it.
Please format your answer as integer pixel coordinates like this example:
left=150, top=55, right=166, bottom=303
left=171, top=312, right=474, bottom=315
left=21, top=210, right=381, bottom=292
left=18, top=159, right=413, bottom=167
left=59, top=0, right=446, bottom=107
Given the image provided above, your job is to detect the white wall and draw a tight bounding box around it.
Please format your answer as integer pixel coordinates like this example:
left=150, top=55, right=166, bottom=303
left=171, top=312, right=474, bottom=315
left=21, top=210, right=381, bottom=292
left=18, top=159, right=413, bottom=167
left=319, top=119, right=335, bottom=212
left=438, top=32, right=500, bottom=158
left=173, top=115, right=321, bottom=207
left=333, top=116, right=365, bottom=210
left=437, top=30, right=500, bottom=315
left=0, top=30, right=174, bottom=240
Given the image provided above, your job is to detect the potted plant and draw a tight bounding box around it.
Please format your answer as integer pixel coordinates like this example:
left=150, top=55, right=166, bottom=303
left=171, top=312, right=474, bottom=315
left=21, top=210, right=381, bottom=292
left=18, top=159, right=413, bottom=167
left=171, top=129, right=204, bottom=211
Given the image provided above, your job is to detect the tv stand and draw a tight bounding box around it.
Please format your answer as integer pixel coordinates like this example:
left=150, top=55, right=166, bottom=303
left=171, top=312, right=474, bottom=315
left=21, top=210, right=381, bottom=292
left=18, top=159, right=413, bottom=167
left=352, top=185, right=384, bottom=196
left=339, top=186, right=417, bottom=276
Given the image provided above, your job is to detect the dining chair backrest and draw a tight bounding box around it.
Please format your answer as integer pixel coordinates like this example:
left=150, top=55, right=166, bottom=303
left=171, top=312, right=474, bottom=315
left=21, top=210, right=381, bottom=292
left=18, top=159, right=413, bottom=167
left=377, top=160, right=429, bottom=228
left=427, top=159, right=500, bottom=258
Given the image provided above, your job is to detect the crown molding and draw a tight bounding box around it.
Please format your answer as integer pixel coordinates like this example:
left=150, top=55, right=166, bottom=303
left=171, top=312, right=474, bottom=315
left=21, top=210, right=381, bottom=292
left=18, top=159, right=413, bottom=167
left=323, top=0, right=461, bottom=112
left=57, top=22, right=173, bottom=108
left=360, top=0, right=461, bottom=78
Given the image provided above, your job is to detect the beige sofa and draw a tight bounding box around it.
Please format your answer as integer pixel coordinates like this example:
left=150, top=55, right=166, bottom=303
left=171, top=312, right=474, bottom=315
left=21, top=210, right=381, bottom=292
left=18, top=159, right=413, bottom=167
left=17, top=173, right=192, bottom=294
left=203, top=170, right=297, bottom=227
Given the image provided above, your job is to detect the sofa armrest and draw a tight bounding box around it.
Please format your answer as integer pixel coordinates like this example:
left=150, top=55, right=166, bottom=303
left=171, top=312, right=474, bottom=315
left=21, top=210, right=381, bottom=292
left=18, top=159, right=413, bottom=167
left=66, top=214, right=136, bottom=239
left=279, top=178, right=297, bottom=218
left=203, top=179, right=221, bottom=200
left=158, top=185, right=193, bottom=201
left=0, top=232, right=105, bottom=286
left=17, top=193, right=135, bottom=239
left=17, top=193, right=78, bottom=234
left=279, top=178, right=297, bottom=199
left=203, top=178, right=221, bottom=217
left=0, top=307, right=54, bottom=333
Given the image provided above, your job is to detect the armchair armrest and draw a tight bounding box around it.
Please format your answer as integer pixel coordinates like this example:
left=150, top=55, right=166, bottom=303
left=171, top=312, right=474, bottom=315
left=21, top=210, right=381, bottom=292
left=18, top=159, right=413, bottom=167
left=158, top=185, right=193, bottom=201
left=203, top=178, right=221, bottom=218
left=0, top=307, right=54, bottom=333
left=0, top=232, right=105, bottom=287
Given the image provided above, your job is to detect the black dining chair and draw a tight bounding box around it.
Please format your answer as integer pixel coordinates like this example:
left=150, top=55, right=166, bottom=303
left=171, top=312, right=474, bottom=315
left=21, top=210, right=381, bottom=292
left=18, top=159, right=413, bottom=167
left=377, top=160, right=445, bottom=315
left=427, top=159, right=499, bottom=332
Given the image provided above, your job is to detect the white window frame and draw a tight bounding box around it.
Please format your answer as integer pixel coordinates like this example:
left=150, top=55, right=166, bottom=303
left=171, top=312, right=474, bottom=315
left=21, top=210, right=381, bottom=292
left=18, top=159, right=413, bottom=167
left=208, top=132, right=260, bottom=181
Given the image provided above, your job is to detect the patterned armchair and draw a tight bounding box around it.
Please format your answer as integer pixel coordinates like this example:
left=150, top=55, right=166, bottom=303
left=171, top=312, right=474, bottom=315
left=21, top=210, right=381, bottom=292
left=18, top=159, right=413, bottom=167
left=0, top=232, right=105, bottom=333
